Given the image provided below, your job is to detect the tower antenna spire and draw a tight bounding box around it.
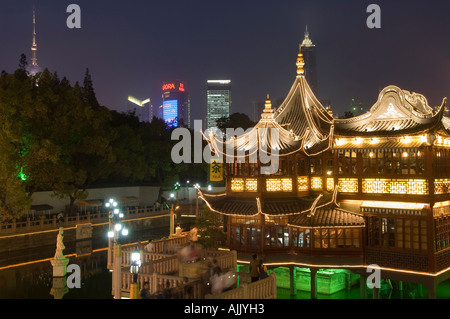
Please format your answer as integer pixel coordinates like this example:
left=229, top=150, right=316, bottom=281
left=31, top=6, right=38, bottom=68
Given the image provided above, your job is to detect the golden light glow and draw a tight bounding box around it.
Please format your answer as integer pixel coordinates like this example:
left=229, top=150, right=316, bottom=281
left=338, top=178, right=358, bottom=193
left=296, top=44, right=305, bottom=75
left=231, top=178, right=244, bottom=192
left=297, top=176, right=309, bottom=191
left=370, top=138, right=379, bottom=144
left=401, top=136, right=411, bottom=143
left=354, top=138, right=363, bottom=145
left=311, top=177, right=322, bottom=190
left=361, top=201, right=426, bottom=210
left=266, top=179, right=281, bottom=192
left=362, top=178, right=428, bottom=195
left=266, top=178, right=292, bottom=192
left=326, top=178, right=334, bottom=192
left=335, top=138, right=346, bottom=146
left=245, top=179, right=258, bottom=192
left=435, top=179, right=450, bottom=194
left=282, top=178, right=293, bottom=192
left=421, top=134, right=427, bottom=143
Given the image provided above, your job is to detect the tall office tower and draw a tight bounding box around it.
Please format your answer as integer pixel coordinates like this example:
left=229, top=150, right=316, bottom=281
left=301, top=26, right=318, bottom=96
left=253, top=100, right=265, bottom=122
left=29, top=7, right=39, bottom=75
left=206, top=80, right=231, bottom=129
left=161, top=81, right=190, bottom=128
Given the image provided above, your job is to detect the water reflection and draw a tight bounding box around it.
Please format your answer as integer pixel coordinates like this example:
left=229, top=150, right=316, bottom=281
left=0, top=227, right=171, bottom=299
left=0, top=242, right=112, bottom=299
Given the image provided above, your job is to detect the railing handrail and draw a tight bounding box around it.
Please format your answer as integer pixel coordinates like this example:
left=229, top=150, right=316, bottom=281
left=0, top=206, right=170, bottom=237
left=205, top=273, right=277, bottom=299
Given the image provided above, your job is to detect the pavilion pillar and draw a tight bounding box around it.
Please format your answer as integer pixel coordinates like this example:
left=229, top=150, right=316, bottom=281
left=310, top=268, right=318, bottom=299
left=360, top=274, right=367, bottom=299
left=399, top=281, right=403, bottom=299
left=372, top=286, right=379, bottom=299
left=289, top=266, right=297, bottom=296
left=426, top=283, right=436, bottom=299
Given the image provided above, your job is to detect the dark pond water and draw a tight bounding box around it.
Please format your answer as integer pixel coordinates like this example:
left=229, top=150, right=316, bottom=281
left=0, top=226, right=171, bottom=299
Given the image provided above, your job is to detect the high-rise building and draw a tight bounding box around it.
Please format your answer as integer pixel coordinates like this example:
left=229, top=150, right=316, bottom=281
left=161, top=81, right=190, bottom=128
left=206, top=80, right=231, bottom=129
left=29, top=7, right=39, bottom=75
left=301, top=26, right=318, bottom=96
left=128, top=96, right=152, bottom=122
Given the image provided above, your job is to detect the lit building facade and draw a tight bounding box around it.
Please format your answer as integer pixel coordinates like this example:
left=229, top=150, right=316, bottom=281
left=161, top=81, right=190, bottom=128
left=199, top=44, right=450, bottom=299
left=207, top=80, right=231, bottom=129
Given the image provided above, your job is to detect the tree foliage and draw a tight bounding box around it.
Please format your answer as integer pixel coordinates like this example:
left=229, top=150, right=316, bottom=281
left=216, top=112, right=255, bottom=133
left=196, top=207, right=227, bottom=249
left=0, top=62, right=208, bottom=218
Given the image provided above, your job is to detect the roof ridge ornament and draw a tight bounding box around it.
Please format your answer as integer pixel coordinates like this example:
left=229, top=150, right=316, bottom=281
left=261, top=93, right=275, bottom=120
left=296, top=44, right=305, bottom=76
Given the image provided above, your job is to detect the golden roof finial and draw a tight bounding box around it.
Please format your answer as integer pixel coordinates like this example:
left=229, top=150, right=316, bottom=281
left=265, top=94, right=272, bottom=109
left=296, top=44, right=305, bottom=76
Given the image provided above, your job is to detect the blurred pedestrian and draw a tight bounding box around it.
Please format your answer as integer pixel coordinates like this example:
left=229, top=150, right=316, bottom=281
left=139, top=282, right=151, bottom=299
left=259, top=260, right=268, bottom=280
left=249, top=254, right=260, bottom=283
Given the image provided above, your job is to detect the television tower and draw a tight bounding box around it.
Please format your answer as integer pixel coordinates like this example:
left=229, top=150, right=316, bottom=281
left=30, top=7, right=39, bottom=74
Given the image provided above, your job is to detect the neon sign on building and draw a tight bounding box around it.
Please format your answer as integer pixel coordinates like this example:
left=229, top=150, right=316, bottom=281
left=162, top=82, right=185, bottom=92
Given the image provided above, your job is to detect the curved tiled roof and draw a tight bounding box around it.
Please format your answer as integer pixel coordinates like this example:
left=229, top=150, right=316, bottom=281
left=206, top=75, right=334, bottom=158
left=335, top=85, right=447, bottom=137
left=199, top=195, right=259, bottom=216
left=198, top=189, right=365, bottom=227
left=289, top=208, right=365, bottom=227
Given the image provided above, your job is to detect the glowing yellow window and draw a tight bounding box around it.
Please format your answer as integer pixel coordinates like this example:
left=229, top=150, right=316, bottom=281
left=326, top=178, right=334, bottom=192
left=338, top=178, right=358, bottom=193
left=245, top=179, right=258, bottom=192
left=311, top=177, right=322, bottom=190
left=231, top=178, right=244, bottom=192
left=266, top=179, right=282, bottom=192
left=297, top=176, right=309, bottom=191
left=281, top=178, right=293, bottom=192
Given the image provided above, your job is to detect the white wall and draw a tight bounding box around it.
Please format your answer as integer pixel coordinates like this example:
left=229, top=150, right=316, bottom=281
left=30, top=186, right=161, bottom=213
left=30, top=185, right=225, bottom=213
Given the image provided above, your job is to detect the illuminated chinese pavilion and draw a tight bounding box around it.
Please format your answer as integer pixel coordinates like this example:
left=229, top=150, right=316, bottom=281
left=198, top=44, right=450, bottom=298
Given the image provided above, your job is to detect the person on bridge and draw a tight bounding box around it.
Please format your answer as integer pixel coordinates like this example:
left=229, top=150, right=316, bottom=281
left=139, top=282, right=151, bottom=299
left=249, top=254, right=260, bottom=283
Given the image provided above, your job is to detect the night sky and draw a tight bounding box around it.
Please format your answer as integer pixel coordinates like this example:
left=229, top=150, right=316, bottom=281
left=1, top=0, right=449, bottom=124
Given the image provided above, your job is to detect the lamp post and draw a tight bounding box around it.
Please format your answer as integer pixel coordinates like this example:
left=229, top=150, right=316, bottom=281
left=169, top=193, right=175, bottom=237
left=194, top=184, right=200, bottom=217
left=106, top=198, right=128, bottom=299
left=187, top=180, right=191, bottom=214
left=129, top=250, right=141, bottom=299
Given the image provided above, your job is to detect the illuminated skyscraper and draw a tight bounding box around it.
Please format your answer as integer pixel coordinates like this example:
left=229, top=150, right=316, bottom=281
left=301, top=26, right=318, bottom=96
left=206, top=80, right=231, bottom=129
left=161, top=81, right=190, bottom=128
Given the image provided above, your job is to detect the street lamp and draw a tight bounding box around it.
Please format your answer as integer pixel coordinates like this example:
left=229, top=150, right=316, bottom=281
left=106, top=198, right=128, bottom=299
left=186, top=180, right=191, bottom=214
left=169, top=193, right=175, bottom=236
left=129, top=250, right=141, bottom=299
